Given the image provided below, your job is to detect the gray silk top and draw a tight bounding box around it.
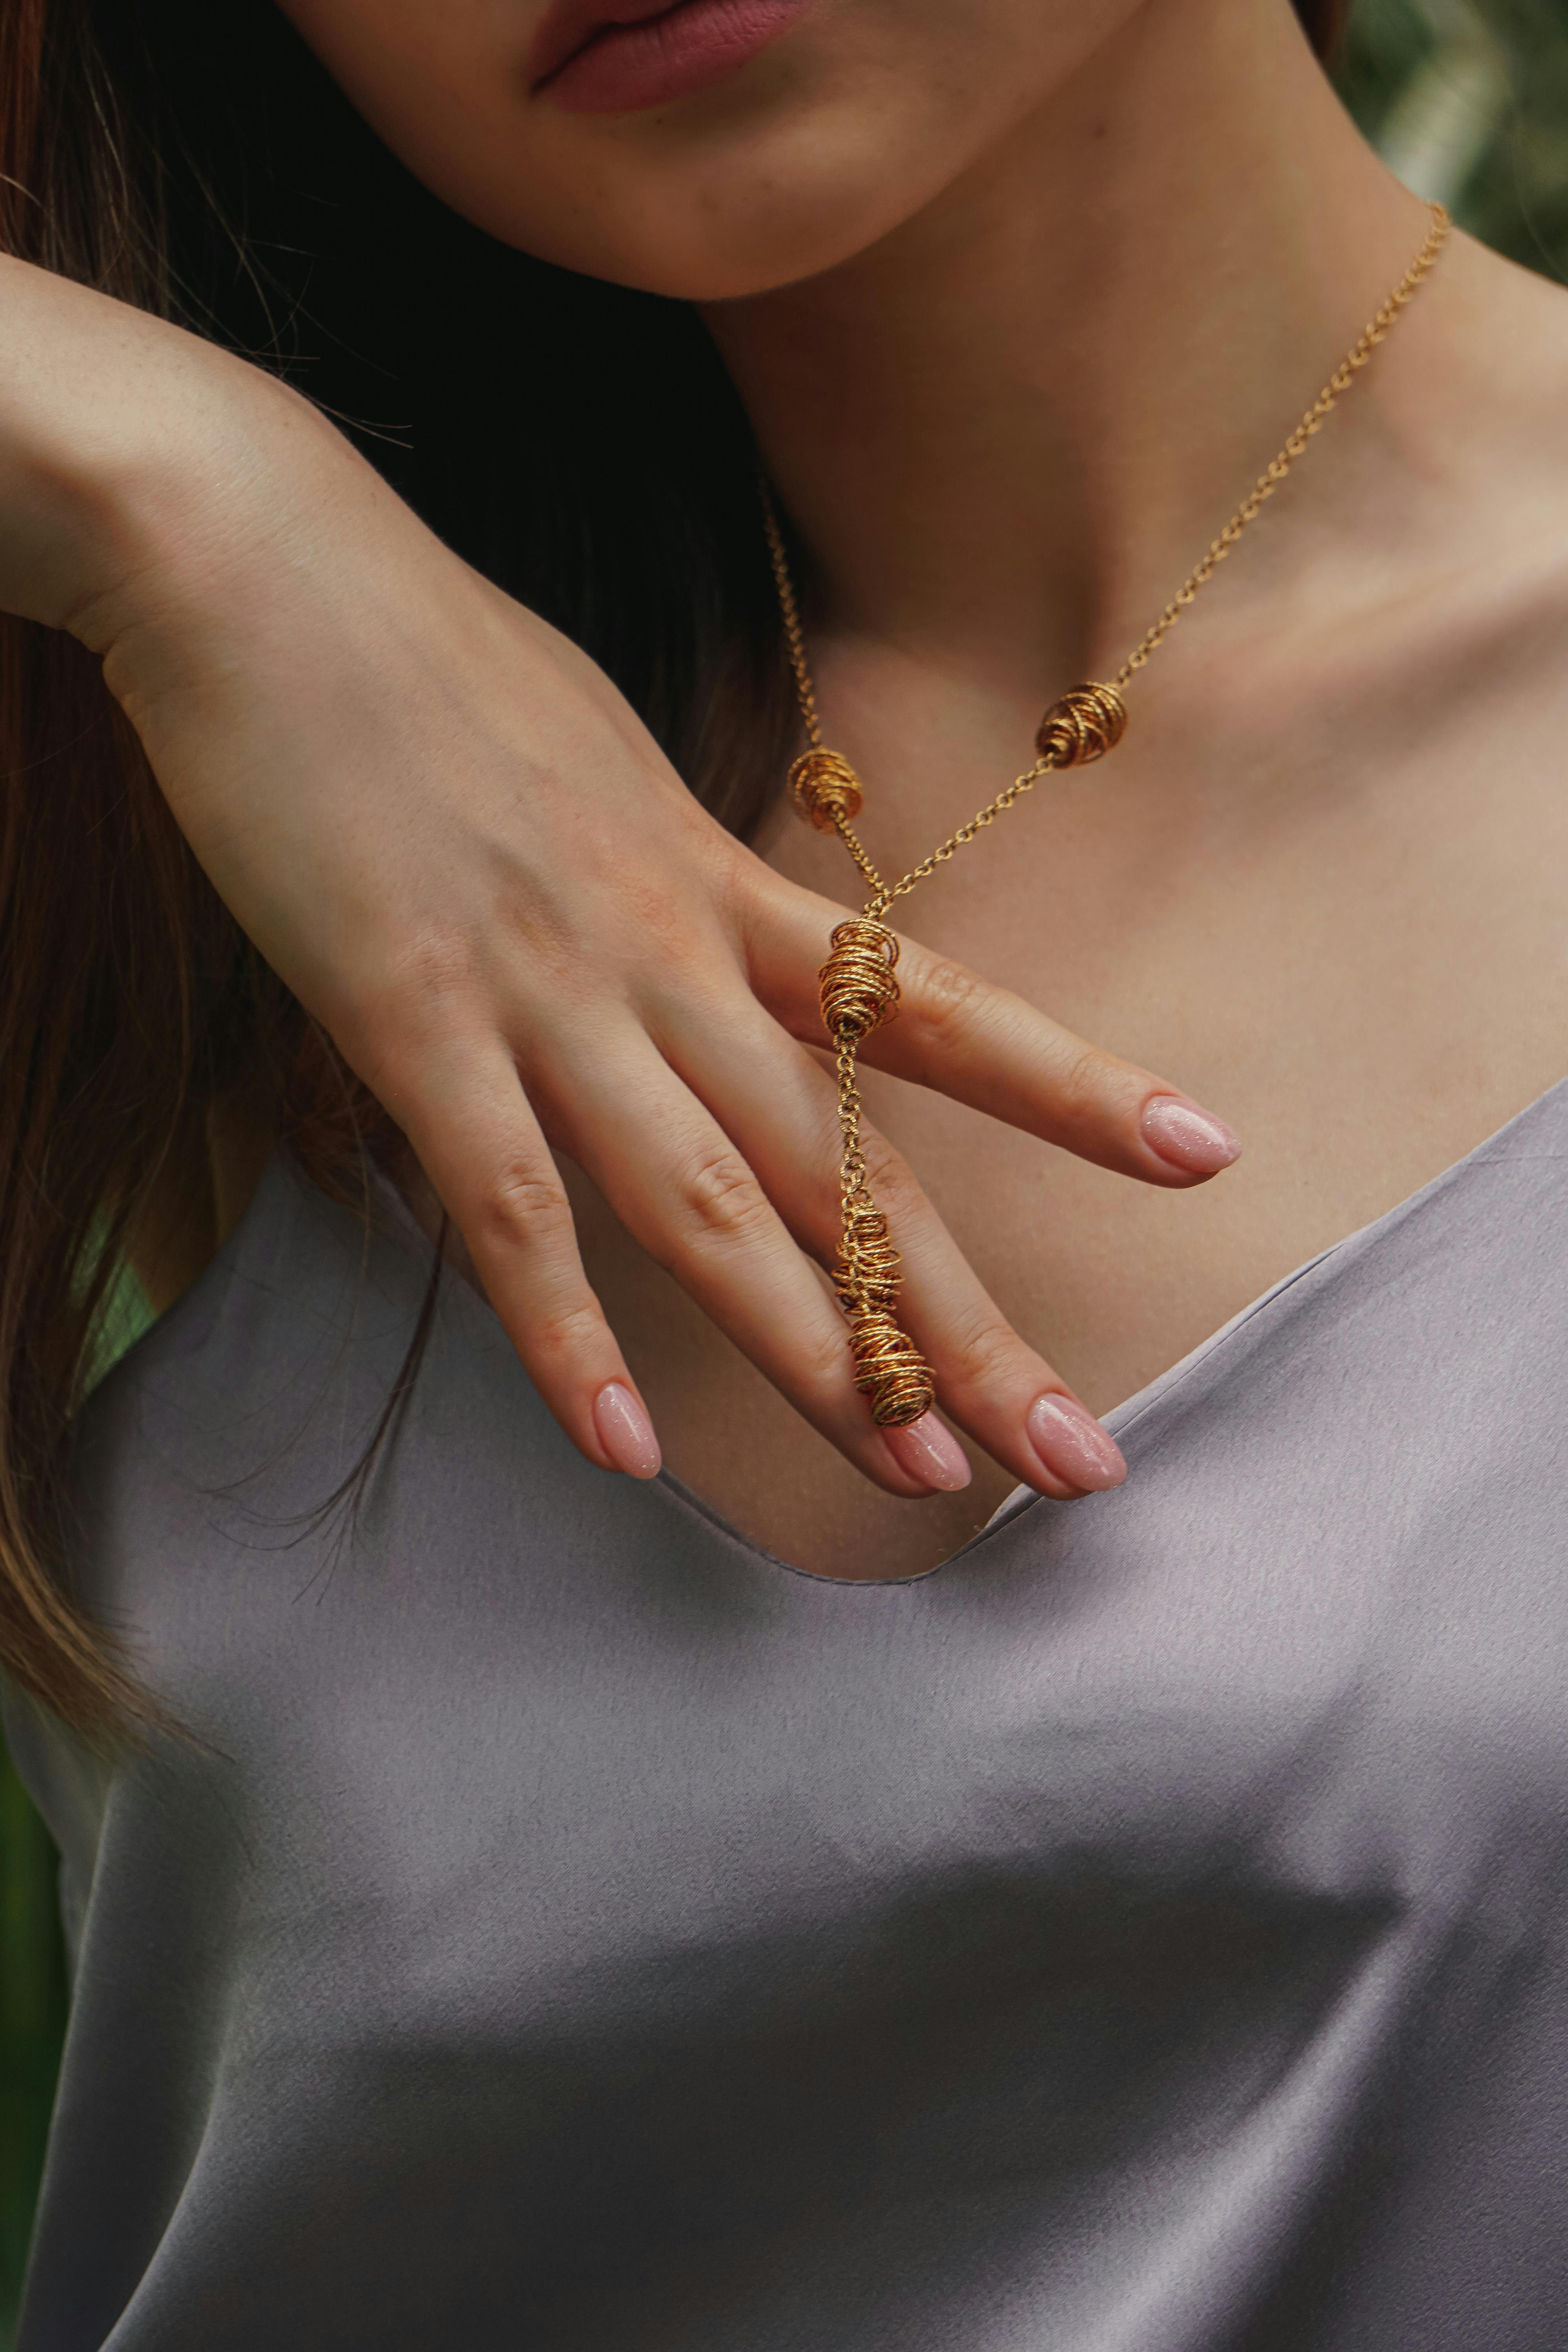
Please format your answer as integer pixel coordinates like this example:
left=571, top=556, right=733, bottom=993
left=8, top=1077, right=1568, bottom=2350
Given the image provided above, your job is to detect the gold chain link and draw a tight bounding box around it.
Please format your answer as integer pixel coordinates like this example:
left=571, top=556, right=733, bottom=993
left=763, top=204, right=1451, bottom=1429
left=1113, top=208, right=1452, bottom=684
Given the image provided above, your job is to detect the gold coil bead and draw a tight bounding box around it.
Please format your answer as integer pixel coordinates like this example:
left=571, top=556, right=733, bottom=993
left=790, top=748, right=865, bottom=833
left=848, top=1308, right=937, bottom=1427
left=833, top=1204, right=902, bottom=1314
left=1035, top=681, right=1129, bottom=768
left=818, top=917, right=901, bottom=1039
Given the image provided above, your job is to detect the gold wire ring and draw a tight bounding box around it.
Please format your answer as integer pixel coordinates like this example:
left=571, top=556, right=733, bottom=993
left=819, top=918, right=900, bottom=1038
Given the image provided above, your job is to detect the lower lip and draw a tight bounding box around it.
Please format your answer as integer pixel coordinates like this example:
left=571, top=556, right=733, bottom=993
left=540, top=0, right=813, bottom=114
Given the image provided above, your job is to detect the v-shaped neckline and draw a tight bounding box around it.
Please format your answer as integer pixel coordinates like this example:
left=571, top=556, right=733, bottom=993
left=641, top=1069, right=1568, bottom=1593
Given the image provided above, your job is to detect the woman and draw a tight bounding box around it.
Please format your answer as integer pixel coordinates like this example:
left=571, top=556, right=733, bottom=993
left=7, top=0, right=1568, bottom=2340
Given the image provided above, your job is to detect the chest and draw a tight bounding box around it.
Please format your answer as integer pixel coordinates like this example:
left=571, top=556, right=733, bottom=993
left=95, top=1181, right=1568, bottom=2065
left=572, top=665, right=1568, bottom=1575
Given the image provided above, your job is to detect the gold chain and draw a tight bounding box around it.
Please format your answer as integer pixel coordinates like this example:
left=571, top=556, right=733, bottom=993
left=765, top=205, right=1450, bottom=1432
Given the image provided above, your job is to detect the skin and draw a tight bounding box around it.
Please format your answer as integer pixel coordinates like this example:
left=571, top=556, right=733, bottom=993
left=0, top=0, right=1238, bottom=1535
left=276, top=0, right=1568, bottom=1573
left=5, top=0, right=1564, bottom=1576
left=0, top=219, right=1199, bottom=1517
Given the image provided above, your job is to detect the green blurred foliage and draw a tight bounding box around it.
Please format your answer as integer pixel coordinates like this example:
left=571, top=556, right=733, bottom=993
left=1341, top=0, right=1568, bottom=278
left=2, top=0, right=1567, bottom=2339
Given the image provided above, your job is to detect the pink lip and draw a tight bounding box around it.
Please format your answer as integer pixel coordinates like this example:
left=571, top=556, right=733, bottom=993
left=530, top=0, right=813, bottom=114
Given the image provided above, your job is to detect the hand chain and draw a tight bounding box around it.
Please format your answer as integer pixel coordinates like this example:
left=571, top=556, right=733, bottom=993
left=762, top=205, right=1450, bottom=1430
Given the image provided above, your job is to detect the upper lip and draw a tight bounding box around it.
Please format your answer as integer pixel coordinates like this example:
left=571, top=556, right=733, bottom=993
left=528, top=0, right=687, bottom=88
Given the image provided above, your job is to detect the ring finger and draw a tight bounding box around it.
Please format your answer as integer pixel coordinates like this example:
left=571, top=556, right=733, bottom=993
left=649, top=996, right=1127, bottom=1502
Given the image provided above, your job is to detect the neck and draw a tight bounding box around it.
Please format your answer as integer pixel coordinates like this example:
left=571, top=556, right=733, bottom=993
left=704, top=0, right=1431, bottom=697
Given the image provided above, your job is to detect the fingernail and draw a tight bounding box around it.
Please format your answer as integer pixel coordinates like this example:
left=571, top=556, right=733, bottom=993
left=882, top=1412, right=972, bottom=1492
left=1026, top=1393, right=1127, bottom=1494
left=1140, top=1095, right=1241, bottom=1175
left=593, top=1381, right=662, bottom=1480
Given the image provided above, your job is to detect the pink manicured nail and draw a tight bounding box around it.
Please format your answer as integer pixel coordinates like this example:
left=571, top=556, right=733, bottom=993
left=1026, top=1394, right=1127, bottom=1494
left=1140, top=1095, right=1241, bottom=1175
left=592, top=1382, right=662, bottom=1480
left=882, top=1412, right=972, bottom=1492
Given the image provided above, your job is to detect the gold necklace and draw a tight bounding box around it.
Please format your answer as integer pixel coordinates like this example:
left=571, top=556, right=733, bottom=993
left=763, top=203, right=1450, bottom=1434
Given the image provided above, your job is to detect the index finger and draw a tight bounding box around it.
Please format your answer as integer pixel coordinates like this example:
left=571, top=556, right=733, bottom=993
left=740, top=880, right=1241, bottom=1188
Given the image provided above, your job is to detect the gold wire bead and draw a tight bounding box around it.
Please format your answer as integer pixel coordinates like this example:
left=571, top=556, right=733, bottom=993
left=848, top=1308, right=937, bottom=1427
left=833, top=1204, right=902, bottom=1314
left=819, top=918, right=900, bottom=1038
left=1035, top=681, right=1129, bottom=768
left=790, top=748, right=865, bottom=833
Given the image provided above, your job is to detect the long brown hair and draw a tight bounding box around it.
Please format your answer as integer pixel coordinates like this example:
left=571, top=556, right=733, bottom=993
left=0, top=0, right=1353, bottom=1744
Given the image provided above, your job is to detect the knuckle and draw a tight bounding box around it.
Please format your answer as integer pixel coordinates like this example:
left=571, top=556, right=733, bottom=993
left=907, top=952, right=988, bottom=1044
left=797, top=1317, right=859, bottom=1404
left=471, top=1164, right=574, bottom=1254
left=604, top=855, right=727, bottom=979
left=945, top=1307, right=1026, bottom=1393
left=856, top=1129, right=921, bottom=1219
left=381, top=929, right=484, bottom=1020
left=675, top=1145, right=775, bottom=1250
left=1053, top=1038, right=1114, bottom=1122
left=526, top=1299, right=608, bottom=1368
left=343, top=933, right=485, bottom=1068
left=625, top=911, right=737, bottom=1015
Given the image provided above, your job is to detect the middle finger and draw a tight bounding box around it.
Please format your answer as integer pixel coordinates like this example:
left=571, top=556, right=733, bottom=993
left=650, top=991, right=1128, bottom=1501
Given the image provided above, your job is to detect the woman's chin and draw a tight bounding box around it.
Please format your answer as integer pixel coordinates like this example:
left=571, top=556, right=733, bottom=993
left=283, top=0, right=1129, bottom=303
left=534, top=219, right=901, bottom=305
left=474, top=145, right=964, bottom=303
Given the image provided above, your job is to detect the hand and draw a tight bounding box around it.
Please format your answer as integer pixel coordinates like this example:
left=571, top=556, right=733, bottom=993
left=5, top=263, right=1238, bottom=1501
